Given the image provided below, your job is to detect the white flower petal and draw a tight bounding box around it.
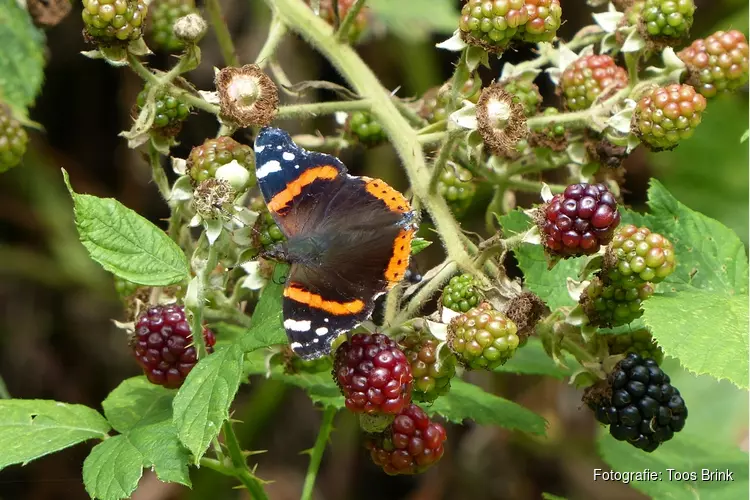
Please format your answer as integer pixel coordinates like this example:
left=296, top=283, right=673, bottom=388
left=436, top=30, right=468, bottom=51
left=205, top=218, right=223, bottom=244
left=541, top=182, right=554, bottom=202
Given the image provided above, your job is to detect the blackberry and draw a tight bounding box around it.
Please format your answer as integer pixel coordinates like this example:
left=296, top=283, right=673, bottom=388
left=585, top=353, right=687, bottom=452
left=346, top=111, right=387, bottom=146
left=501, top=78, right=542, bottom=116
left=333, top=333, right=413, bottom=415
left=400, top=332, right=456, bottom=403
left=517, top=0, right=562, bottom=43
left=365, top=404, right=447, bottom=475
left=437, top=163, right=476, bottom=217
left=418, top=77, right=481, bottom=124
left=448, top=303, right=519, bottom=370
left=149, top=0, right=199, bottom=52
left=606, top=330, right=664, bottom=365
left=605, top=225, right=676, bottom=287
left=132, top=304, right=216, bottom=388
left=638, top=0, right=695, bottom=40
left=82, top=0, right=148, bottom=43
left=581, top=277, right=654, bottom=328
left=442, top=274, right=483, bottom=313
left=187, top=136, right=255, bottom=185
left=560, top=55, right=629, bottom=111
left=678, top=30, right=750, bottom=98
left=459, top=0, right=529, bottom=53
left=136, top=85, right=192, bottom=137
left=0, top=105, right=28, bottom=173
left=249, top=196, right=286, bottom=251
left=633, top=83, right=706, bottom=150
left=539, top=182, right=621, bottom=257
left=114, top=276, right=140, bottom=298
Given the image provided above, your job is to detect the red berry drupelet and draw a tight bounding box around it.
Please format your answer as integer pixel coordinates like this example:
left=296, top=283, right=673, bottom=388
left=540, top=183, right=621, bottom=257
left=678, top=30, right=750, bottom=98
left=586, top=353, right=688, bottom=452
left=560, top=55, right=629, bottom=111
left=334, top=333, right=413, bottom=415
left=132, top=305, right=216, bottom=389
left=365, top=404, right=447, bottom=475
left=633, top=83, right=706, bottom=150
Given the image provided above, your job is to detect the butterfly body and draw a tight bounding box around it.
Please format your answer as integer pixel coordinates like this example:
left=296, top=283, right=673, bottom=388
left=254, top=127, right=417, bottom=360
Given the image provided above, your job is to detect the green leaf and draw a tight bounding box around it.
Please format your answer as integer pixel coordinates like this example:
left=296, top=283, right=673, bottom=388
left=597, top=432, right=748, bottom=500
left=424, top=379, right=547, bottom=435
left=542, top=494, right=567, bottom=500
left=0, top=0, right=45, bottom=112
left=643, top=291, right=749, bottom=389
left=410, top=237, right=432, bottom=255
left=62, top=169, right=190, bottom=286
left=498, top=210, right=584, bottom=310
left=240, top=263, right=288, bottom=352
left=368, top=0, right=459, bottom=41
left=0, top=400, right=110, bottom=471
left=494, top=337, right=576, bottom=379
left=172, top=344, right=243, bottom=463
left=100, top=377, right=191, bottom=486
left=83, top=436, right=144, bottom=500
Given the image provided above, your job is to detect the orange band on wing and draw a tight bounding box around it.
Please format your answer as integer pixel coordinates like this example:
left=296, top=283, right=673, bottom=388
left=268, top=166, right=339, bottom=212
left=363, top=177, right=411, bottom=213
left=385, top=229, right=415, bottom=287
left=284, top=284, right=365, bottom=315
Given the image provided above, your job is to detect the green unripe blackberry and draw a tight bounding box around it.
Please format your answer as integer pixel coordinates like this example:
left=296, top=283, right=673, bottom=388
left=400, top=332, right=456, bottom=403
left=346, top=111, right=387, bottom=146
left=459, top=0, right=528, bottom=52
left=442, top=274, right=483, bottom=312
left=633, top=83, right=706, bottom=150
left=448, top=303, right=520, bottom=370
left=136, top=85, right=192, bottom=136
left=258, top=211, right=285, bottom=248
left=539, top=107, right=566, bottom=138
left=605, top=225, right=676, bottom=287
left=0, top=105, right=28, bottom=173
left=437, top=163, right=476, bottom=217
left=82, top=0, right=148, bottom=43
left=187, top=136, right=255, bottom=185
left=678, top=30, right=750, bottom=98
left=560, top=55, right=628, bottom=111
left=639, top=0, right=695, bottom=39
left=149, top=0, right=199, bottom=51
left=114, top=276, right=140, bottom=298
left=581, top=278, right=654, bottom=328
left=517, top=0, right=562, bottom=43
left=501, top=78, right=542, bottom=116
left=606, top=330, right=664, bottom=365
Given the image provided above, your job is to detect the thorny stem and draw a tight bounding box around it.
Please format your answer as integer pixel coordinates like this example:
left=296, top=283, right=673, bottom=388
left=335, top=0, right=367, bottom=43
left=418, top=132, right=449, bottom=146
left=473, top=231, right=528, bottom=268
left=221, top=421, right=270, bottom=499
left=255, top=15, right=288, bottom=68
left=276, top=99, right=372, bottom=119
left=187, top=237, right=219, bottom=359
left=206, top=0, right=240, bottom=67
left=300, top=407, right=337, bottom=500
left=394, top=261, right=458, bottom=325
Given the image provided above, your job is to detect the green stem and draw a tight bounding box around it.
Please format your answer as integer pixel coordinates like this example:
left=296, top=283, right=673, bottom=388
left=624, top=51, right=640, bottom=85
left=416, top=119, right=447, bottom=135
left=268, top=0, right=478, bottom=278
left=276, top=100, right=372, bottom=119
left=148, top=142, right=171, bottom=201
left=383, top=284, right=402, bottom=326
left=222, top=421, right=269, bottom=499
left=335, top=0, right=367, bottom=43
left=526, top=108, right=591, bottom=130
left=393, top=97, right=428, bottom=128
left=255, top=15, right=288, bottom=68
left=428, top=131, right=462, bottom=194
left=506, top=178, right=566, bottom=194
left=188, top=238, right=219, bottom=359
left=510, top=28, right=605, bottom=73
left=0, top=375, right=10, bottom=399
left=561, top=336, right=598, bottom=365
left=473, top=231, right=527, bottom=268
left=418, top=132, right=448, bottom=146
left=394, top=261, right=457, bottom=325
left=301, top=407, right=337, bottom=500
left=206, top=0, right=239, bottom=67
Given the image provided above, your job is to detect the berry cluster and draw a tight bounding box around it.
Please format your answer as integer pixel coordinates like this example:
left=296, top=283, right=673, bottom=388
left=586, top=354, right=687, bottom=452
left=605, top=330, right=664, bottom=365
left=132, top=304, right=216, bottom=389
left=442, top=273, right=483, bottom=313
left=539, top=183, right=621, bottom=257
left=678, top=30, right=750, bottom=98
left=136, top=85, right=192, bottom=137
left=581, top=277, right=654, bottom=328
left=501, top=78, right=542, bottom=116
left=437, top=163, right=477, bottom=217
left=418, top=77, right=481, bottom=124
left=82, top=0, right=148, bottom=44
left=560, top=55, right=628, bottom=111
left=0, top=105, right=27, bottom=173
left=148, top=0, right=199, bottom=52
left=401, top=332, right=457, bottom=403
left=346, top=111, right=387, bottom=146
left=188, top=136, right=255, bottom=185
left=636, top=0, right=695, bottom=40
left=633, top=83, right=706, bottom=151
left=448, top=302, right=520, bottom=370
left=605, top=224, right=676, bottom=288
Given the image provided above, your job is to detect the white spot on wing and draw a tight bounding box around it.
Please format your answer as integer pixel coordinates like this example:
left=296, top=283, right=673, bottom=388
left=284, top=319, right=311, bottom=332
left=294, top=164, right=300, bottom=169
left=290, top=342, right=303, bottom=350
left=255, top=145, right=266, bottom=152
left=315, top=327, right=328, bottom=336
left=282, top=152, right=295, bottom=161
left=276, top=145, right=283, bottom=150
left=324, top=318, right=329, bottom=323
left=256, top=160, right=282, bottom=179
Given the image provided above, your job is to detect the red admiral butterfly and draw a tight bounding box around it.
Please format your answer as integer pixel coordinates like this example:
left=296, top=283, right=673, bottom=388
left=254, top=127, right=418, bottom=360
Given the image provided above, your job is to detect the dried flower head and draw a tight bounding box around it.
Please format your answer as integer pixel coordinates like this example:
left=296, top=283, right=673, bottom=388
left=215, top=64, right=278, bottom=128
left=192, top=178, right=235, bottom=219
left=476, top=83, right=528, bottom=156
left=173, top=13, right=207, bottom=44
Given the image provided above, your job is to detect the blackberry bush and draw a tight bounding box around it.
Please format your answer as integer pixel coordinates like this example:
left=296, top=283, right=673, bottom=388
left=437, top=163, right=476, bottom=217
left=606, top=330, right=664, bottom=365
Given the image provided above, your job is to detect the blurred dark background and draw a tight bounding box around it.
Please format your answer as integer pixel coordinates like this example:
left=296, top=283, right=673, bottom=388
left=0, top=1, right=748, bottom=499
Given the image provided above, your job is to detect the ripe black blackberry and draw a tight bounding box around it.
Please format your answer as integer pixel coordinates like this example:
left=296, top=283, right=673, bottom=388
left=538, top=183, right=621, bottom=257
left=585, top=353, right=688, bottom=452
left=132, top=304, right=216, bottom=388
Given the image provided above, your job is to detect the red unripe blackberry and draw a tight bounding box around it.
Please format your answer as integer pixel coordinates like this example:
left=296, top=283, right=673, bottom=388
left=365, top=404, right=447, bottom=475
left=678, top=30, right=750, bottom=98
left=400, top=333, right=457, bottom=403
left=334, top=333, right=413, bottom=415
left=539, top=183, right=621, bottom=257
left=633, top=83, right=706, bottom=150
left=448, top=303, right=519, bottom=370
left=518, top=0, right=562, bottom=43
left=605, top=224, right=676, bottom=287
left=132, top=304, right=216, bottom=389
left=560, top=55, right=629, bottom=111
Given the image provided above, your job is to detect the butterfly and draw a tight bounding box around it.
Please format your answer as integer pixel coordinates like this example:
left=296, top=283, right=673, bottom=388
left=254, top=127, right=418, bottom=360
